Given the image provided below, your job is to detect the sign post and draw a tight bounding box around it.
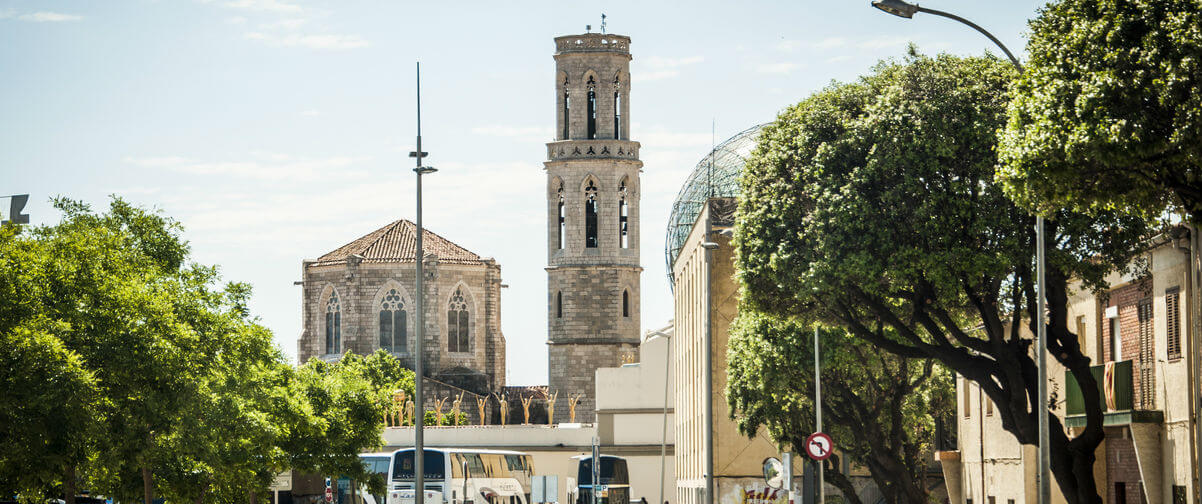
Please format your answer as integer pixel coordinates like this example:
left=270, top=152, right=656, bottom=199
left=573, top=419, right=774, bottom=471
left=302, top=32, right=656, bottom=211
left=324, top=477, right=334, bottom=504
left=813, top=327, right=824, bottom=504
left=591, top=438, right=600, bottom=504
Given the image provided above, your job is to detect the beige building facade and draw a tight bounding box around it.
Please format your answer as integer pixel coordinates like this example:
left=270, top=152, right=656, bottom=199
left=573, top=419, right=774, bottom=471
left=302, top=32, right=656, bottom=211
left=672, top=199, right=807, bottom=504
left=942, top=228, right=1202, bottom=504
left=298, top=220, right=506, bottom=394
left=545, top=32, right=643, bottom=423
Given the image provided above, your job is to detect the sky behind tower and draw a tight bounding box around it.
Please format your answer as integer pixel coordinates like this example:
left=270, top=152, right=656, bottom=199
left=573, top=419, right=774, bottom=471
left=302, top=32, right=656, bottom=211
left=1, top=0, right=1045, bottom=385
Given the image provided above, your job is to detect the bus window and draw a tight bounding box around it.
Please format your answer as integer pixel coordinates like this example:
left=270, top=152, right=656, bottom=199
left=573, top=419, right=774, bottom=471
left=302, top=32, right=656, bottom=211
left=464, top=454, right=485, bottom=477
left=392, top=450, right=447, bottom=481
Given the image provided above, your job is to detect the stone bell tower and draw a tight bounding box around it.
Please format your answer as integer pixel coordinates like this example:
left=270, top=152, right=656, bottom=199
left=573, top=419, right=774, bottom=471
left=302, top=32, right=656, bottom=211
left=545, top=32, right=642, bottom=423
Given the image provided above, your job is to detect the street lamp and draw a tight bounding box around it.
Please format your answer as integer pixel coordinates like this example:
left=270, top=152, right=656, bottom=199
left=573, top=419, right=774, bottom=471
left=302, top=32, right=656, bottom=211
left=410, top=61, right=438, bottom=504
left=869, top=4, right=1050, bottom=504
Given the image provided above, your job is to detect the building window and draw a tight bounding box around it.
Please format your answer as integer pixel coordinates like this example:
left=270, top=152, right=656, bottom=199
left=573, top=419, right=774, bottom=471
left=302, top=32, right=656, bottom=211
left=1075, top=314, right=1087, bottom=359
left=562, top=82, right=570, bottom=140
left=1138, top=299, right=1154, bottom=409
left=325, top=292, right=341, bottom=355
left=379, top=288, right=407, bottom=354
left=622, top=290, right=629, bottom=318
left=618, top=179, right=629, bottom=249
left=1109, top=315, right=1121, bottom=362
left=556, top=291, right=563, bottom=319
left=613, top=89, right=621, bottom=139
left=586, top=76, right=597, bottom=139
left=584, top=179, right=598, bottom=248
left=985, top=394, right=993, bottom=416
left=1115, top=482, right=1127, bottom=504
left=963, top=379, right=971, bottom=418
left=1167, top=287, right=1181, bottom=360
left=447, top=287, right=470, bottom=352
left=557, top=184, right=565, bottom=250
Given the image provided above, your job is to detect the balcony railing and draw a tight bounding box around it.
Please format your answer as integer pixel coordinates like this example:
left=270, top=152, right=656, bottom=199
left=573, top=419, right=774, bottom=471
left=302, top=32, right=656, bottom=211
left=1065, top=360, right=1133, bottom=416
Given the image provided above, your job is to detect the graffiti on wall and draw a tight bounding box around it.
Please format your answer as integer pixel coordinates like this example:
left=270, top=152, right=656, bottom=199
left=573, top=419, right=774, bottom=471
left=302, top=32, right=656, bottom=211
left=739, top=487, right=787, bottom=504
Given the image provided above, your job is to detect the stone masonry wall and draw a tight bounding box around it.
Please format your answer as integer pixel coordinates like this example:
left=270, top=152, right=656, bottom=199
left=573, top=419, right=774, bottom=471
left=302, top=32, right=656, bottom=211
left=298, top=256, right=505, bottom=392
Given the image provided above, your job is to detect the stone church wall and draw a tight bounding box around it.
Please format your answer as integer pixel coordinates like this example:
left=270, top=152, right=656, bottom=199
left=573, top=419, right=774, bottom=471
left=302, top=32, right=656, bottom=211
left=298, top=255, right=505, bottom=393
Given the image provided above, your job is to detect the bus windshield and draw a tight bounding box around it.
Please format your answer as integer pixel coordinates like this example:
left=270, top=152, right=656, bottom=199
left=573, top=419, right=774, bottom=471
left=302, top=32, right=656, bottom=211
left=576, top=456, right=628, bottom=486
left=391, top=450, right=446, bottom=481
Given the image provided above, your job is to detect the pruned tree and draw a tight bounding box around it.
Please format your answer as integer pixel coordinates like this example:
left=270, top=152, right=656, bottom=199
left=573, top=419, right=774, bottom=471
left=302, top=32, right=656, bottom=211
left=727, top=314, right=952, bottom=504
left=998, top=0, right=1202, bottom=224
left=735, top=53, right=1153, bottom=504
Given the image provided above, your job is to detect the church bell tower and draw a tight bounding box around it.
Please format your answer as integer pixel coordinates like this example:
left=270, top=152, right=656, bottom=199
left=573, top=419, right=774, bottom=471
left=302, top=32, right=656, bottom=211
left=545, top=31, right=642, bottom=423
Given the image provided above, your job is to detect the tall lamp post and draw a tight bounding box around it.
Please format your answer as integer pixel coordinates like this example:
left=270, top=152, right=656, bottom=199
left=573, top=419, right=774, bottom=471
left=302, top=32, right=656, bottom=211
left=410, top=61, right=438, bottom=504
left=868, top=3, right=1049, bottom=504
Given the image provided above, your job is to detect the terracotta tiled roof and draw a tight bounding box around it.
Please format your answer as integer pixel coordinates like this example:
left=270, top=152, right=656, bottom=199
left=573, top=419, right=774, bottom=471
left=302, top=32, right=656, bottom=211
left=310, top=219, right=486, bottom=267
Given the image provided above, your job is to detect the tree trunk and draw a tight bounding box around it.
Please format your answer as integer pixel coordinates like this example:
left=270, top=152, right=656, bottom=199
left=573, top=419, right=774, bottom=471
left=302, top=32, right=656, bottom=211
left=142, top=466, right=153, bottom=504
left=822, top=455, right=863, bottom=504
left=64, top=463, right=76, bottom=504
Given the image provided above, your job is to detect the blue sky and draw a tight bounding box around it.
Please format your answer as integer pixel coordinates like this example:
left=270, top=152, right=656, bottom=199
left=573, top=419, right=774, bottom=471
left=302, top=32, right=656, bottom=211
left=1, top=0, right=1046, bottom=385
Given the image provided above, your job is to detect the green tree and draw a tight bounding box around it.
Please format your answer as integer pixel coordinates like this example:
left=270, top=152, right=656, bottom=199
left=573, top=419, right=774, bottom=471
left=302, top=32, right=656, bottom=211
left=735, top=54, right=1152, bottom=504
left=997, top=0, right=1202, bottom=224
left=728, top=314, right=952, bottom=504
left=0, top=322, right=101, bottom=504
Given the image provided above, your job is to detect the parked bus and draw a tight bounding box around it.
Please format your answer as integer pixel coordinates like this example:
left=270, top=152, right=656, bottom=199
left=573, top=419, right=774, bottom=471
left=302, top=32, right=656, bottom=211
left=378, top=448, right=535, bottom=504
left=573, top=455, right=629, bottom=504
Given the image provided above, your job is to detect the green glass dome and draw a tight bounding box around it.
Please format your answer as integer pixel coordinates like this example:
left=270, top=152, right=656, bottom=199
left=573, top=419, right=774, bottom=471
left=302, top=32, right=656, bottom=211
left=664, top=123, right=767, bottom=287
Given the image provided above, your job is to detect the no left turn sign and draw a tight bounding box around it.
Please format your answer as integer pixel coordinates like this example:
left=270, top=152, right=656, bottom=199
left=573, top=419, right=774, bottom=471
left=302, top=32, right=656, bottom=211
left=805, top=432, right=833, bottom=461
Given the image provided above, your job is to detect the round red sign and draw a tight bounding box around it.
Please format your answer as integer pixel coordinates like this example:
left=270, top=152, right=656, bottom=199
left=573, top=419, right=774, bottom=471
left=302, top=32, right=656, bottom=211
left=805, top=432, right=833, bottom=461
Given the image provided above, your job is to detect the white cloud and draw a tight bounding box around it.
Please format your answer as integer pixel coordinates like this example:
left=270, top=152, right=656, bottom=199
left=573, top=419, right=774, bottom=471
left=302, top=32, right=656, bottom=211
left=223, top=0, right=304, bottom=13
left=226, top=16, right=248, bottom=24
left=124, top=154, right=373, bottom=182
left=776, top=39, right=803, bottom=52
left=470, top=125, right=552, bottom=141
left=856, top=35, right=912, bottom=50
left=756, top=62, right=799, bottom=75
left=637, top=70, right=679, bottom=82
left=260, top=18, right=306, bottom=30
left=300, top=109, right=321, bottom=117
left=245, top=31, right=369, bottom=49
left=15, top=11, right=82, bottom=22
left=813, top=37, right=848, bottom=49
left=634, top=55, right=704, bottom=82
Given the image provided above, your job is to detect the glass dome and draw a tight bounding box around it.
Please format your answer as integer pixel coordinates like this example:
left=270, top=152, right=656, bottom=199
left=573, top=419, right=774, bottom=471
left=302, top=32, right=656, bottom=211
left=664, top=123, right=767, bottom=287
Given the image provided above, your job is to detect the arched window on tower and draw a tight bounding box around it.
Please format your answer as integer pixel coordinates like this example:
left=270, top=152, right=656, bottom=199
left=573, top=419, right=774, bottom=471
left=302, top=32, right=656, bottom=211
left=613, top=75, right=622, bottom=139
left=447, top=287, right=470, bottom=352
left=584, top=179, right=598, bottom=248
left=618, top=179, right=629, bottom=249
left=586, top=76, right=597, bottom=139
left=556, top=291, right=563, bottom=318
left=557, top=183, right=565, bottom=250
left=325, top=292, right=341, bottom=355
left=379, top=288, right=407, bottom=354
left=562, top=80, right=570, bottom=140
left=622, top=289, right=630, bottom=318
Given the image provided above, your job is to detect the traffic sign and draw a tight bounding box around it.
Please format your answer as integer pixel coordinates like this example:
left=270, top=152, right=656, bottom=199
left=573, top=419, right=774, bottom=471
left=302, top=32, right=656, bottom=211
left=324, top=477, right=333, bottom=503
left=805, top=432, right=833, bottom=461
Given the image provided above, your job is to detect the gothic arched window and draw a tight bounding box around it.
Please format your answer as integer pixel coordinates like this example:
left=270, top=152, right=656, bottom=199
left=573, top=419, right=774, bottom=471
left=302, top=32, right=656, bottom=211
left=584, top=179, right=598, bottom=248
left=618, top=179, right=629, bottom=249
left=379, top=288, right=407, bottom=353
left=562, top=80, right=570, bottom=140
left=447, top=288, right=470, bottom=352
left=586, top=76, right=597, bottom=139
left=556, top=291, right=563, bottom=318
left=622, top=289, right=630, bottom=318
left=557, top=183, right=565, bottom=250
left=325, top=292, right=341, bottom=355
left=613, top=74, right=622, bottom=139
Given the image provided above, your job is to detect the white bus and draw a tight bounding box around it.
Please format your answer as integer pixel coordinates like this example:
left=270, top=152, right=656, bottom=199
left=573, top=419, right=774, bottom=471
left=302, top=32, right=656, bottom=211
left=365, top=448, right=535, bottom=504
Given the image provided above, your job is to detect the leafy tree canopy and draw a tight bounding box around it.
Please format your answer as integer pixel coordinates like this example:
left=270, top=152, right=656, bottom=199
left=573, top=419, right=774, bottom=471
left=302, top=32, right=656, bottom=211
left=727, top=313, right=952, bottom=504
left=998, top=0, right=1202, bottom=223
left=735, top=52, right=1153, bottom=504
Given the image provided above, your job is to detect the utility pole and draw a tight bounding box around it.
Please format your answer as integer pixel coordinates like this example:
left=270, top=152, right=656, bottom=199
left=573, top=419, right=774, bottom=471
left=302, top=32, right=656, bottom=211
left=814, top=326, right=823, bottom=504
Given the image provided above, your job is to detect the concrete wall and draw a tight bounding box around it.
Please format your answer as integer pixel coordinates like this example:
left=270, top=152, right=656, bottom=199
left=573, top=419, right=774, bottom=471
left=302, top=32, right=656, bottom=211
left=672, top=200, right=796, bottom=504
